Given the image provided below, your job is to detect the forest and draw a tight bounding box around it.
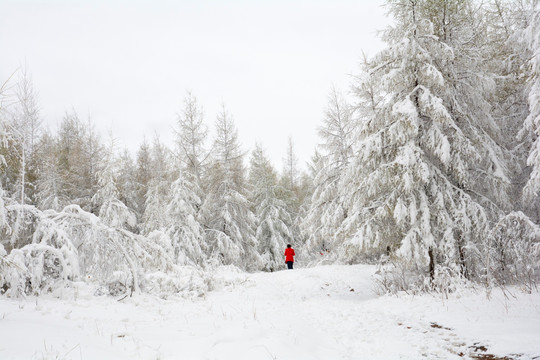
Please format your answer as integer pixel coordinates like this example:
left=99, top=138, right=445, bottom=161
left=1, top=0, right=539, bottom=299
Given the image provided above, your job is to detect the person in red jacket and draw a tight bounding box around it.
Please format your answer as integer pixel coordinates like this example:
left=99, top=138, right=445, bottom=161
left=284, top=244, right=295, bottom=269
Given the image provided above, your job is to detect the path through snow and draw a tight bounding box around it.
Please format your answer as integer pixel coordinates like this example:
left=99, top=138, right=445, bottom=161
left=0, top=265, right=539, bottom=359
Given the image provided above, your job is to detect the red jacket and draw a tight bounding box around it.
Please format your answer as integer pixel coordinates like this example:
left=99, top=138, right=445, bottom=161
left=284, top=248, right=295, bottom=262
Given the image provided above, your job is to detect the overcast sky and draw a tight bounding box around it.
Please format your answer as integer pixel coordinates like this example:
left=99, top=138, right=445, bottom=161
left=1, top=0, right=389, bottom=170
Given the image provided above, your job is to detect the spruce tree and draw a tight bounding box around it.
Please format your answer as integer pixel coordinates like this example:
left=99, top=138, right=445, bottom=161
left=142, top=136, right=173, bottom=234
left=337, top=0, right=512, bottom=282
left=249, top=143, right=293, bottom=271
left=522, top=2, right=540, bottom=221
left=201, top=105, right=261, bottom=270
left=175, top=92, right=209, bottom=195
left=165, top=175, right=207, bottom=266
left=34, top=132, right=67, bottom=211
left=304, top=87, right=356, bottom=254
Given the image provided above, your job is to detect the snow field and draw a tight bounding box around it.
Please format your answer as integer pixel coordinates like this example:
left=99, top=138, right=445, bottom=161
left=0, top=265, right=539, bottom=359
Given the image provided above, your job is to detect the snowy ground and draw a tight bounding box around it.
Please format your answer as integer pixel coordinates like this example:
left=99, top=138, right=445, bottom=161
left=1, top=265, right=539, bottom=360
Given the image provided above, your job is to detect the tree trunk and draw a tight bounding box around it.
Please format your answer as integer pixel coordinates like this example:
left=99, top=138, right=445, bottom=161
left=428, top=247, right=435, bottom=281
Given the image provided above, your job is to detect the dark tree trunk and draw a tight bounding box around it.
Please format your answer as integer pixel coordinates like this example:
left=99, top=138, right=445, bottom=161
left=428, top=247, right=435, bottom=281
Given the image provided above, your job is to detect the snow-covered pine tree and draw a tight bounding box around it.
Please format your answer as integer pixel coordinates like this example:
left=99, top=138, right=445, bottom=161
left=165, top=175, right=206, bottom=266
left=134, top=139, right=152, bottom=220
left=92, top=138, right=136, bottom=230
left=163, top=93, right=210, bottom=267
left=473, top=1, right=540, bottom=291
left=319, top=87, right=357, bottom=170
left=486, top=211, right=540, bottom=291
left=88, top=140, right=154, bottom=294
left=0, top=182, right=9, bottom=293
left=481, top=0, right=536, bottom=216
left=282, top=137, right=299, bottom=196
left=142, top=136, right=173, bottom=234
left=417, top=0, right=514, bottom=211
left=337, top=0, right=513, bottom=284
left=0, top=79, right=11, bottom=279
left=1, top=71, right=44, bottom=250
left=174, top=92, right=209, bottom=196
left=279, top=137, right=309, bottom=248
left=0, top=83, right=81, bottom=296
left=8, top=69, right=42, bottom=205
left=56, top=111, right=103, bottom=212
left=34, top=132, right=68, bottom=211
left=201, top=105, right=261, bottom=270
left=249, top=143, right=293, bottom=271
left=522, top=2, right=540, bottom=221
left=298, top=151, right=324, bottom=258
left=116, top=149, right=139, bottom=217
left=280, top=137, right=301, bottom=212
left=304, top=87, right=356, bottom=255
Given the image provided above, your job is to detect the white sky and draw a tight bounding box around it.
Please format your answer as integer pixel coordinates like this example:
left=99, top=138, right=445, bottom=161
left=1, top=0, right=389, bottom=170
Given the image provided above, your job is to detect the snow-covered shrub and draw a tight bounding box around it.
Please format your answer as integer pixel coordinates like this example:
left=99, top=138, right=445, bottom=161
left=430, top=265, right=474, bottom=298
left=484, top=212, right=540, bottom=292
left=1, top=244, right=75, bottom=297
left=144, top=230, right=176, bottom=270
left=142, top=266, right=212, bottom=299
left=1, top=204, right=142, bottom=297
left=305, top=249, right=339, bottom=267
left=47, top=205, right=141, bottom=293
left=108, top=271, right=129, bottom=296
left=0, top=200, right=217, bottom=299
left=374, top=211, right=540, bottom=296
left=1, top=206, right=80, bottom=297
left=374, top=255, right=473, bottom=296
left=47, top=205, right=211, bottom=298
left=207, top=264, right=251, bottom=292
left=4, top=204, right=41, bottom=251
left=373, top=257, right=417, bottom=295
left=0, top=247, right=26, bottom=296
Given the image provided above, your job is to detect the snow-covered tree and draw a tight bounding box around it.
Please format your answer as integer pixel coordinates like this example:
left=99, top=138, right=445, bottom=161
left=175, top=91, right=209, bottom=193
left=479, top=0, right=536, bottom=216
left=165, top=175, right=206, bottom=266
left=282, top=137, right=299, bottom=196
left=92, top=139, right=136, bottom=230
left=8, top=69, right=42, bottom=205
left=134, top=139, right=152, bottom=219
left=249, top=143, right=293, bottom=271
left=159, top=92, right=210, bottom=267
left=56, top=111, right=103, bottom=211
left=485, top=211, right=540, bottom=291
left=0, top=77, right=211, bottom=298
left=142, top=136, right=173, bottom=233
left=319, top=87, right=356, bottom=169
left=522, top=2, right=540, bottom=221
left=201, top=105, right=261, bottom=270
left=0, top=77, right=11, bottom=275
left=279, top=137, right=308, bottom=248
left=34, top=132, right=67, bottom=211
left=116, top=149, right=139, bottom=216
left=337, top=0, right=513, bottom=284
left=1, top=71, right=43, bottom=253
left=304, top=87, right=356, bottom=254
left=42, top=205, right=142, bottom=296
